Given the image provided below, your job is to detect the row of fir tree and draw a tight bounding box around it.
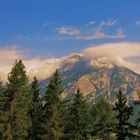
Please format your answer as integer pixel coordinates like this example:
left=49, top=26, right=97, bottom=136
left=0, top=60, right=140, bottom=140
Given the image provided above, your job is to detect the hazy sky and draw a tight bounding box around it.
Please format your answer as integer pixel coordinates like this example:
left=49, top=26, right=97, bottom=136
left=0, top=0, right=140, bottom=58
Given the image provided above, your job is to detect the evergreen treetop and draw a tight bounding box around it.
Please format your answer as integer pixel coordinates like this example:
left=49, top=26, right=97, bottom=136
left=113, top=89, right=133, bottom=140
left=6, top=59, right=31, bottom=140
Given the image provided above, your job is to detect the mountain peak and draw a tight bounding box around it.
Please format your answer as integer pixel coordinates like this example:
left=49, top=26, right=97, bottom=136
left=89, top=57, right=115, bottom=69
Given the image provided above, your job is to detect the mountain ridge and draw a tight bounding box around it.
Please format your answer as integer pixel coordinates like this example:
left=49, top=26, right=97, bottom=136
left=40, top=54, right=140, bottom=102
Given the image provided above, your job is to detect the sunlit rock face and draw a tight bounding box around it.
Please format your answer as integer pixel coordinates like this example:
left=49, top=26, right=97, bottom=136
left=41, top=54, right=140, bottom=103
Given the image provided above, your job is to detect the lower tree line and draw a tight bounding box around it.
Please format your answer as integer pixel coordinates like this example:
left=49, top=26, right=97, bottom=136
left=0, top=59, right=140, bottom=140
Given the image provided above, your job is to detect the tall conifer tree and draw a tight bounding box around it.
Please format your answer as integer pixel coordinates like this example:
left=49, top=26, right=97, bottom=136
left=6, top=59, right=31, bottom=140
left=113, top=89, right=133, bottom=140
left=64, top=88, right=91, bottom=140
left=91, top=96, right=114, bottom=140
left=41, top=69, right=64, bottom=140
left=29, top=76, right=42, bottom=140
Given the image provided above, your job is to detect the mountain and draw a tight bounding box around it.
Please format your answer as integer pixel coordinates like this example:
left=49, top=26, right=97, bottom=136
left=41, top=54, right=140, bottom=103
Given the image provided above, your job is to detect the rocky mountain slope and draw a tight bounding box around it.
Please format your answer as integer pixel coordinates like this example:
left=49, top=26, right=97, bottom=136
left=41, top=54, right=140, bottom=102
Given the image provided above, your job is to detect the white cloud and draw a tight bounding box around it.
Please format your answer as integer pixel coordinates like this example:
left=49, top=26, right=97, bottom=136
left=85, top=20, right=96, bottom=27
left=100, top=19, right=117, bottom=26
left=56, top=19, right=125, bottom=40
left=75, top=28, right=125, bottom=40
left=57, top=26, right=80, bottom=35
left=1, top=42, right=140, bottom=82
left=83, top=42, right=140, bottom=59
left=25, top=53, right=83, bottom=80
left=88, top=20, right=96, bottom=25
left=0, top=47, right=62, bottom=81
left=0, top=46, right=81, bottom=81
left=25, top=58, right=62, bottom=80
left=82, top=42, right=140, bottom=73
left=0, top=46, right=24, bottom=81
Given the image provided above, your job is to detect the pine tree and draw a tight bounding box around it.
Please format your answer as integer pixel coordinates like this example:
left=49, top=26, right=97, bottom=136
left=64, top=88, right=92, bottom=140
left=91, top=96, right=114, bottom=140
left=0, top=80, right=9, bottom=139
left=29, top=76, right=43, bottom=140
left=41, top=69, right=64, bottom=140
left=6, top=59, right=31, bottom=140
left=113, top=89, right=133, bottom=140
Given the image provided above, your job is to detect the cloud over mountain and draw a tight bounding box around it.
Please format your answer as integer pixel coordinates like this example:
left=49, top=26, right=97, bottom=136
left=82, top=42, right=140, bottom=73
left=0, top=42, right=140, bottom=81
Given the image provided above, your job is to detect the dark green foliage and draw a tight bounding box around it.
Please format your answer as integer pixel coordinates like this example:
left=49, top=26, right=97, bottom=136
left=31, top=76, right=40, bottom=102
left=29, top=76, right=43, bottom=140
left=0, top=80, right=10, bottom=139
left=0, top=81, right=5, bottom=136
left=134, top=91, right=140, bottom=138
left=6, top=59, right=31, bottom=140
left=113, top=89, right=133, bottom=140
left=91, top=96, right=114, bottom=140
left=41, top=69, right=64, bottom=140
left=63, top=88, right=92, bottom=140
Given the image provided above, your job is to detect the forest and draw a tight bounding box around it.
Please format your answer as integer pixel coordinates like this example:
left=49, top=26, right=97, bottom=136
left=0, top=59, right=140, bottom=140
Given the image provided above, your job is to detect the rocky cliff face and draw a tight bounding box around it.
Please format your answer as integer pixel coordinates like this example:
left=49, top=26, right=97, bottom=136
left=41, top=54, right=140, bottom=102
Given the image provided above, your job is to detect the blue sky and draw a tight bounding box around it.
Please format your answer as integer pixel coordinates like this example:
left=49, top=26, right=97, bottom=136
left=0, top=0, right=140, bottom=58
